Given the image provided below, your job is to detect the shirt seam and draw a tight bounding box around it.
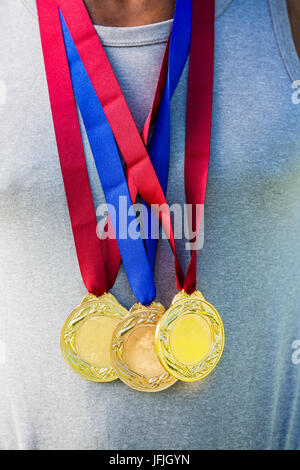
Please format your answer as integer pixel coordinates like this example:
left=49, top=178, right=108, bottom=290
left=216, top=0, right=234, bottom=18
left=21, top=0, right=35, bottom=16
left=268, top=0, right=300, bottom=83
left=97, top=38, right=169, bottom=48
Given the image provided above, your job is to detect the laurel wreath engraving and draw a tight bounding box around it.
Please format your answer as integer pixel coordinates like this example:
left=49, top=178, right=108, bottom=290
left=61, top=295, right=127, bottom=382
left=111, top=304, right=177, bottom=392
left=156, top=293, right=224, bottom=381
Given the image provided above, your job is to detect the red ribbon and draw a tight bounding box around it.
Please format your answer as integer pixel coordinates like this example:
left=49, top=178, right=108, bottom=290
left=184, top=0, right=215, bottom=292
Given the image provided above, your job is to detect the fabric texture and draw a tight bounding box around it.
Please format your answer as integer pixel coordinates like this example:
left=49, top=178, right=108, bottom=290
left=0, top=0, right=300, bottom=449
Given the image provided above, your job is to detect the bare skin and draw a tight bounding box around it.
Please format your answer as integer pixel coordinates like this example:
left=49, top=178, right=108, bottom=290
left=287, top=0, right=300, bottom=60
left=83, top=0, right=176, bottom=27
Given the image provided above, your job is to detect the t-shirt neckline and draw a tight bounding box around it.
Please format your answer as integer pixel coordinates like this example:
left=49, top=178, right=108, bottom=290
left=93, top=20, right=173, bottom=47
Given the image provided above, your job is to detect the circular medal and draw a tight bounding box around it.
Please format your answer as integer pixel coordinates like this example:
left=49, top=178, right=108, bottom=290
left=155, top=290, right=224, bottom=382
left=111, top=302, right=177, bottom=392
left=61, top=293, right=128, bottom=382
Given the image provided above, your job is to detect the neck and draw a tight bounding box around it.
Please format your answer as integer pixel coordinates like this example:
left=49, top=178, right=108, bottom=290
left=83, top=0, right=176, bottom=27
left=287, top=0, right=300, bottom=60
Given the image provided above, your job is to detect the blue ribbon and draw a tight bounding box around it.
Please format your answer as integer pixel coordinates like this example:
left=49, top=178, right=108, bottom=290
left=144, top=0, right=192, bottom=272
left=60, top=0, right=192, bottom=304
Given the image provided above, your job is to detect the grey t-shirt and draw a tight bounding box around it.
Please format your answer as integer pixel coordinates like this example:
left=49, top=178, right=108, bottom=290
left=0, top=0, right=300, bottom=450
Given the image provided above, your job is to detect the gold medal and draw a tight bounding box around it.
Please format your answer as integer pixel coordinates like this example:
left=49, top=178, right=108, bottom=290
left=111, top=302, right=177, bottom=392
left=155, top=290, right=224, bottom=382
left=61, top=293, right=128, bottom=382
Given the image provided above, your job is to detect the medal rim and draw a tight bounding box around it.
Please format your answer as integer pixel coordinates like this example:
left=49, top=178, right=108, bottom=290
left=155, top=291, right=225, bottom=382
left=60, top=293, right=127, bottom=383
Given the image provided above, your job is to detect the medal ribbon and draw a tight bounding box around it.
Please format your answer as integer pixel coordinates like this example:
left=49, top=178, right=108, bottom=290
left=37, top=0, right=214, bottom=297
left=55, top=0, right=215, bottom=293
left=184, top=0, right=215, bottom=291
